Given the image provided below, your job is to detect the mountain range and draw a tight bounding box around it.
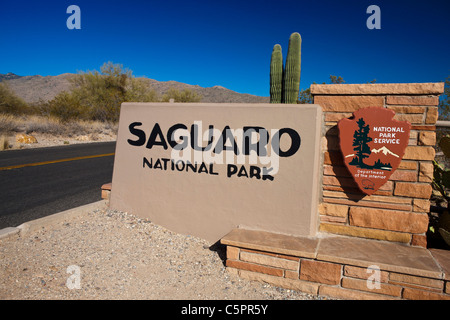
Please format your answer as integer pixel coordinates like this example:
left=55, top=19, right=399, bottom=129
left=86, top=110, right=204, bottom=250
left=371, top=146, right=399, bottom=158
left=0, top=73, right=269, bottom=104
left=0, top=72, right=23, bottom=82
left=344, top=146, right=400, bottom=161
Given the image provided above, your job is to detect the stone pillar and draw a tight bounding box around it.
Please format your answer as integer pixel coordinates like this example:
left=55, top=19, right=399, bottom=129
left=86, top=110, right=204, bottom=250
left=311, top=83, right=445, bottom=247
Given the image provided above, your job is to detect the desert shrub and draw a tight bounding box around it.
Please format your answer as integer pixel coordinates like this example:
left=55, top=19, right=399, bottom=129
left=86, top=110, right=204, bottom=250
left=0, top=112, right=118, bottom=145
left=0, top=113, right=20, bottom=133
left=71, top=63, right=129, bottom=122
left=297, top=88, right=312, bottom=104
left=161, top=87, right=202, bottom=103
left=45, top=62, right=160, bottom=123
left=126, top=77, right=160, bottom=102
left=42, top=91, right=86, bottom=122
left=0, top=82, right=29, bottom=115
left=8, top=62, right=204, bottom=124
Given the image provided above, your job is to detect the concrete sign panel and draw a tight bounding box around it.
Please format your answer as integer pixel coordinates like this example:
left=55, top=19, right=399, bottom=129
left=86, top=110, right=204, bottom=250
left=110, top=103, right=322, bottom=242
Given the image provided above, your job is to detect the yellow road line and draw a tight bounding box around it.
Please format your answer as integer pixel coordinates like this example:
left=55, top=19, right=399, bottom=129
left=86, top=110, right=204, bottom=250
left=0, top=153, right=115, bottom=171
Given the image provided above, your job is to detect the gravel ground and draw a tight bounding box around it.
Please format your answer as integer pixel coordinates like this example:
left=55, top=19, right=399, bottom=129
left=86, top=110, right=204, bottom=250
left=0, top=207, right=324, bottom=300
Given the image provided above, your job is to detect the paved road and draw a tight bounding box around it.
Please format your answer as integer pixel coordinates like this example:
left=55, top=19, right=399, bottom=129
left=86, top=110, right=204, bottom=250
left=0, top=142, right=116, bottom=229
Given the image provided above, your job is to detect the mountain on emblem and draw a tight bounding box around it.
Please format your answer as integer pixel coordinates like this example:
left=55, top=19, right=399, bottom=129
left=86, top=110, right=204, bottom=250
left=371, top=146, right=399, bottom=158
left=338, top=107, right=411, bottom=195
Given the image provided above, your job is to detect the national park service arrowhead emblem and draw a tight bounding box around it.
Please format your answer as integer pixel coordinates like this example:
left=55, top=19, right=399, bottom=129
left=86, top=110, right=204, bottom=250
left=338, top=107, right=411, bottom=195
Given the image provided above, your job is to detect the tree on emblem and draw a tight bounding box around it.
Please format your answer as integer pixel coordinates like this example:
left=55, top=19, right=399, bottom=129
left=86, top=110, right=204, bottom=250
left=350, top=118, right=372, bottom=168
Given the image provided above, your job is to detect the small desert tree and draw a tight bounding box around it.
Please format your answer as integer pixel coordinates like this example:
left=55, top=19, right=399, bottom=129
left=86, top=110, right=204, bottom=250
left=296, top=76, right=346, bottom=104
left=297, top=88, right=312, bottom=104
left=329, top=75, right=345, bottom=84
left=45, top=62, right=159, bottom=122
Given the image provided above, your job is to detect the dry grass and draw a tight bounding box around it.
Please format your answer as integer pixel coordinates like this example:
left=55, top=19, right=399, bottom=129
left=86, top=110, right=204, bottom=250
left=1, top=114, right=117, bottom=136
left=0, top=113, right=117, bottom=150
left=0, top=114, right=19, bottom=134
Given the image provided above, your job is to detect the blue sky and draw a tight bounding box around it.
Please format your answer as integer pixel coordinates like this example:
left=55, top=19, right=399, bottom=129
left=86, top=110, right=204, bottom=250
left=0, top=0, right=449, bottom=97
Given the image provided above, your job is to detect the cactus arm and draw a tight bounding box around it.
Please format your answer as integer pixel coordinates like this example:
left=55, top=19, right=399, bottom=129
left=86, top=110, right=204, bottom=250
left=283, top=32, right=302, bottom=104
left=270, top=44, right=283, bottom=103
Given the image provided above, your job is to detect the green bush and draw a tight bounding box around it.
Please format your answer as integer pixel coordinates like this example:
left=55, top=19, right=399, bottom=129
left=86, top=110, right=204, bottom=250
left=161, top=87, right=202, bottom=103
left=45, top=62, right=160, bottom=122
left=43, top=91, right=86, bottom=122
left=0, top=82, right=29, bottom=115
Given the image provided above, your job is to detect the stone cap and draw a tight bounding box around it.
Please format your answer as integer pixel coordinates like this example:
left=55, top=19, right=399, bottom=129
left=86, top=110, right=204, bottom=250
left=221, top=228, right=319, bottom=259
left=101, top=182, right=112, bottom=191
left=310, top=83, right=445, bottom=95
left=221, top=228, right=448, bottom=279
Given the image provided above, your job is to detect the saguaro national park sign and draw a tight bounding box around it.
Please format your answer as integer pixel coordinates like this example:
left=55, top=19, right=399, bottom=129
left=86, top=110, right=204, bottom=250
left=338, top=107, right=411, bottom=195
left=110, top=103, right=322, bottom=242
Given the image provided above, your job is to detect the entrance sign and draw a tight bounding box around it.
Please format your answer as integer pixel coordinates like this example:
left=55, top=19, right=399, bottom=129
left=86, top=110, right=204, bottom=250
left=338, top=107, right=411, bottom=195
left=110, top=103, right=322, bottom=242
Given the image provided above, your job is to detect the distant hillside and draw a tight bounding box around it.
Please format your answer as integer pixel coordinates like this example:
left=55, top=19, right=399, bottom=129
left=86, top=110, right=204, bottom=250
left=0, top=72, right=23, bottom=82
left=1, top=73, right=269, bottom=104
left=1, top=73, right=75, bottom=104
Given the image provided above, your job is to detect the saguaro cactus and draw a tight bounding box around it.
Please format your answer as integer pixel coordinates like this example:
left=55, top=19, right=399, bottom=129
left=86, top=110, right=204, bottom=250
left=283, top=32, right=302, bottom=104
left=270, top=44, right=283, bottom=103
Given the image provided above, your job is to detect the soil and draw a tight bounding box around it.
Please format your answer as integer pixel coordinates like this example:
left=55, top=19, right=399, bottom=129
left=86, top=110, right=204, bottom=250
left=0, top=134, right=326, bottom=300
left=0, top=208, right=323, bottom=300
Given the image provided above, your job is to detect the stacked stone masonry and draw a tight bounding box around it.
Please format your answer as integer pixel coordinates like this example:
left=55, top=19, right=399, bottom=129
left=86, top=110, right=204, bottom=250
left=221, top=83, right=450, bottom=300
left=221, top=229, right=450, bottom=300
left=311, top=83, right=445, bottom=248
left=101, top=183, right=112, bottom=201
